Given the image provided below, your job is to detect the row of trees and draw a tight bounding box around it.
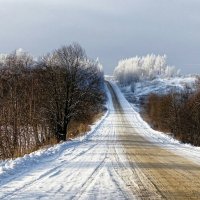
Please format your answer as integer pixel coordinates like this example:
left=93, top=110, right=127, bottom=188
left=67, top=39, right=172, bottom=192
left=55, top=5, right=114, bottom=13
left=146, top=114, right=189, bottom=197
left=114, top=54, right=180, bottom=85
left=0, top=43, right=106, bottom=159
left=145, top=83, right=200, bottom=146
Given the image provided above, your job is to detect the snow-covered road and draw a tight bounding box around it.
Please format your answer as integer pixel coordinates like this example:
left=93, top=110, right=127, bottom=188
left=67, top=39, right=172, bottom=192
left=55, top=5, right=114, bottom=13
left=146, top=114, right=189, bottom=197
left=0, top=82, right=200, bottom=199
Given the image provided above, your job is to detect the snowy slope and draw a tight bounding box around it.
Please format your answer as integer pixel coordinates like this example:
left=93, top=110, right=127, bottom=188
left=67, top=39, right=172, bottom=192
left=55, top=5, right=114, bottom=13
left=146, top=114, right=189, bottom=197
left=121, top=76, right=197, bottom=108
left=114, top=82, right=200, bottom=164
left=0, top=82, right=200, bottom=199
left=0, top=91, right=110, bottom=190
left=0, top=85, right=136, bottom=200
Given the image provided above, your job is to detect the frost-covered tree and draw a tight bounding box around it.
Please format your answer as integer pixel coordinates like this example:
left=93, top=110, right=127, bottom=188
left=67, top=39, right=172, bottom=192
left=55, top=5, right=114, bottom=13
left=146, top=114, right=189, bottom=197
left=114, top=54, right=180, bottom=85
left=0, top=44, right=106, bottom=158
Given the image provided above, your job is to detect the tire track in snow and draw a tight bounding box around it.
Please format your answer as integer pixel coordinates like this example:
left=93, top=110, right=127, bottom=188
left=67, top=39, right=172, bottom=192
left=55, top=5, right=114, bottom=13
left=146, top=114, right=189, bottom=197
left=109, top=81, right=200, bottom=199
left=0, top=142, right=99, bottom=200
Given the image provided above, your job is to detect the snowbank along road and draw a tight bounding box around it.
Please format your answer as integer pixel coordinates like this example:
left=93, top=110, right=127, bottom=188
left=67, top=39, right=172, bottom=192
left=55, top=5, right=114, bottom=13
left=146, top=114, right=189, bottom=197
left=0, top=82, right=200, bottom=199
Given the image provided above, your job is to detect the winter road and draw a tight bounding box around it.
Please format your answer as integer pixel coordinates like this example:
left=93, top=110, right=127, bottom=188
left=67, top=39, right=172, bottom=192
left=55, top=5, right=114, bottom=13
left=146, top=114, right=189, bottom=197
left=0, top=82, right=200, bottom=199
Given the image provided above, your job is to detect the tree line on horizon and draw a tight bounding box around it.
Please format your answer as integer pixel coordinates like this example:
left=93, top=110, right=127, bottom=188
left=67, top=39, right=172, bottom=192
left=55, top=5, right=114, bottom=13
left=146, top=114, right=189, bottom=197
left=0, top=43, right=106, bottom=159
left=114, top=54, right=180, bottom=86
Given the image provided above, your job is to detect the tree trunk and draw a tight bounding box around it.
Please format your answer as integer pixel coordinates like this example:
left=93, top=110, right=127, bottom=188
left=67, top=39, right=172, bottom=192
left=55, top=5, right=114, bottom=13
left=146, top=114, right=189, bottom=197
left=56, top=124, right=66, bottom=142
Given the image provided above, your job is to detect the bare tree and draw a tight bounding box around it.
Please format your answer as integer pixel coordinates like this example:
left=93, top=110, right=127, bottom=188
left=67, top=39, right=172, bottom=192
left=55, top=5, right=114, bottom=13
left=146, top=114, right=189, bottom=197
left=0, top=44, right=105, bottom=159
left=39, top=43, right=105, bottom=141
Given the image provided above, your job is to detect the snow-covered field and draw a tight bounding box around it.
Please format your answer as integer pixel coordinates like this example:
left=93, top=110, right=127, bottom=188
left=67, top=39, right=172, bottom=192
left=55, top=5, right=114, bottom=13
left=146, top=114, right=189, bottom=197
left=121, top=76, right=197, bottom=109
left=0, top=81, right=200, bottom=199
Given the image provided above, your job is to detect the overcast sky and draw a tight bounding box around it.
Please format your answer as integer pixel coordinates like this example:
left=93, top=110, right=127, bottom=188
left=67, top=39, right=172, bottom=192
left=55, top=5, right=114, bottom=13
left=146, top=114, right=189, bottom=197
left=0, top=0, right=200, bottom=74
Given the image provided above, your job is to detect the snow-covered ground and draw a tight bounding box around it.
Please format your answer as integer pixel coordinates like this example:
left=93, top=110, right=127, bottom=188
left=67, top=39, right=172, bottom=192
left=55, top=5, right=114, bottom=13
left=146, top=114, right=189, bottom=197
left=0, top=85, right=136, bottom=200
left=0, top=81, right=200, bottom=199
left=113, top=82, right=200, bottom=165
left=121, top=76, right=197, bottom=109
left=117, top=76, right=200, bottom=165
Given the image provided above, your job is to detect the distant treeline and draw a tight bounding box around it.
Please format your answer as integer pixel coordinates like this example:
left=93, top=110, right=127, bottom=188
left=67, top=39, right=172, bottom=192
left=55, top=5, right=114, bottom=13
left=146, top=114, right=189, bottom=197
left=114, top=54, right=180, bottom=85
left=145, top=82, right=200, bottom=146
left=0, top=43, right=106, bottom=159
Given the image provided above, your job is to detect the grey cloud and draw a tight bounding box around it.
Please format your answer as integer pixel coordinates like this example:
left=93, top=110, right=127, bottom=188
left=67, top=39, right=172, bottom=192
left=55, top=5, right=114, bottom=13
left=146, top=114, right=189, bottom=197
left=0, top=0, right=200, bottom=74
